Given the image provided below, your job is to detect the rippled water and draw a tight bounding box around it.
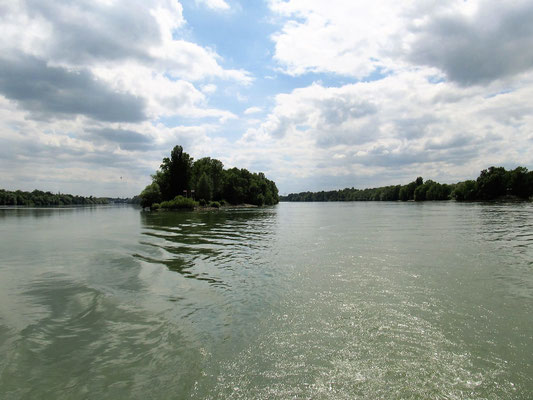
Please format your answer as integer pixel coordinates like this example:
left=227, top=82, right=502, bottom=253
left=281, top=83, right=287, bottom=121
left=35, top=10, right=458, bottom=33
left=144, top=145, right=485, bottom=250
left=0, top=202, right=532, bottom=399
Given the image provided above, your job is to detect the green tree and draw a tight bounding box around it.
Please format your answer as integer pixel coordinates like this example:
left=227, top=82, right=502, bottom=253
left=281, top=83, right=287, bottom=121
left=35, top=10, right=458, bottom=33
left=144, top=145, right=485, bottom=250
left=476, top=166, right=508, bottom=199
left=399, top=186, right=409, bottom=201
left=453, top=180, right=477, bottom=200
left=196, top=172, right=212, bottom=201
left=414, top=183, right=428, bottom=201
left=192, top=157, right=224, bottom=200
left=157, top=145, right=193, bottom=200
left=508, top=166, right=530, bottom=198
left=139, top=182, right=162, bottom=208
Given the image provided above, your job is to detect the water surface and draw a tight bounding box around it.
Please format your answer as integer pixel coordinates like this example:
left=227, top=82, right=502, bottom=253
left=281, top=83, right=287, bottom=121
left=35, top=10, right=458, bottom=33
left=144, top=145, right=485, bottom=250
left=0, top=202, right=532, bottom=399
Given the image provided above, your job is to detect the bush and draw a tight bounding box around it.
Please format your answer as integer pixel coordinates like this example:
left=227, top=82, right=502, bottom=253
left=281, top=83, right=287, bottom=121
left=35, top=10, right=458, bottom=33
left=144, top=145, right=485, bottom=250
left=150, top=203, right=160, bottom=210
left=140, top=182, right=162, bottom=208
left=159, top=196, right=197, bottom=210
left=453, top=180, right=478, bottom=201
left=198, top=198, right=207, bottom=206
left=209, top=201, right=221, bottom=208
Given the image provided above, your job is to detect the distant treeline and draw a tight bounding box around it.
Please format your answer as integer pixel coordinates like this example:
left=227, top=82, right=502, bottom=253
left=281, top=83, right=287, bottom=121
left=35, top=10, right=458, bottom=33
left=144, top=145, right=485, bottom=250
left=139, top=145, right=279, bottom=209
left=0, top=189, right=109, bottom=206
left=281, top=166, right=533, bottom=202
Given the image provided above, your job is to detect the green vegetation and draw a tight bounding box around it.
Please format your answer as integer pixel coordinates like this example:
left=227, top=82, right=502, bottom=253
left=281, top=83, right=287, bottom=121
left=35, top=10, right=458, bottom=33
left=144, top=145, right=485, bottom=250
left=209, top=201, right=221, bottom=208
left=0, top=189, right=109, bottom=206
left=281, top=166, right=533, bottom=202
left=159, top=195, right=197, bottom=210
left=139, top=145, right=279, bottom=209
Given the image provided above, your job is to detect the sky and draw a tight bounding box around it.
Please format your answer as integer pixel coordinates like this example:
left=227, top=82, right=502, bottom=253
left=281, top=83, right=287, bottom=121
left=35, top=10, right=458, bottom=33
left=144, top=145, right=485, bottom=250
left=1, top=0, right=532, bottom=197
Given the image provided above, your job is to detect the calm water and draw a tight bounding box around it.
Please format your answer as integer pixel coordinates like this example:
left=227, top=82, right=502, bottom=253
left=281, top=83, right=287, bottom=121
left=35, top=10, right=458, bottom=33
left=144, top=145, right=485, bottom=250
left=0, top=202, right=532, bottom=399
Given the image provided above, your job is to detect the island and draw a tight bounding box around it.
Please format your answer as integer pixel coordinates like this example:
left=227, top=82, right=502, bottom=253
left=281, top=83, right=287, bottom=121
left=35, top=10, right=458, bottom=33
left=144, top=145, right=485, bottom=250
left=139, top=145, right=279, bottom=210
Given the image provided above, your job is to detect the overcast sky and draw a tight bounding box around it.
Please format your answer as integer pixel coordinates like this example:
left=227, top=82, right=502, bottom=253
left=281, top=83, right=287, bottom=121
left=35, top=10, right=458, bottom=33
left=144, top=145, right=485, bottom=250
left=1, top=0, right=532, bottom=196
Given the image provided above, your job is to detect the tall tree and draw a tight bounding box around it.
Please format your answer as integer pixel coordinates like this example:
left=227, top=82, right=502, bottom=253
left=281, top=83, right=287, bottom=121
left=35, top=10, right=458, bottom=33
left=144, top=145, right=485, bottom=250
left=158, top=145, right=193, bottom=199
left=196, top=172, right=212, bottom=201
left=192, top=157, right=224, bottom=200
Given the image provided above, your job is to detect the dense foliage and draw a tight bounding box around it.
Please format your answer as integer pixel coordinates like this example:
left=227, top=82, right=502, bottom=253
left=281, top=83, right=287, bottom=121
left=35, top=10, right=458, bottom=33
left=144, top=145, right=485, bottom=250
left=152, top=196, right=198, bottom=211
left=453, top=166, right=533, bottom=200
left=281, top=166, right=533, bottom=202
left=0, top=189, right=109, bottom=206
left=140, top=145, right=279, bottom=209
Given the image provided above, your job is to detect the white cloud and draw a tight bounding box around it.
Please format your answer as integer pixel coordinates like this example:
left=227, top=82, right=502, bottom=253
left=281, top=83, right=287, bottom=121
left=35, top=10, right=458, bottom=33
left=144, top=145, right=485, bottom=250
left=0, top=0, right=251, bottom=119
left=196, top=0, right=230, bottom=11
left=269, top=0, right=533, bottom=85
left=244, top=106, right=262, bottom=115
left=91, top=63, right=235, bottom=121
left=269, top=0, right=410, bottom=78
left=201, top=84, right=217, bottom=94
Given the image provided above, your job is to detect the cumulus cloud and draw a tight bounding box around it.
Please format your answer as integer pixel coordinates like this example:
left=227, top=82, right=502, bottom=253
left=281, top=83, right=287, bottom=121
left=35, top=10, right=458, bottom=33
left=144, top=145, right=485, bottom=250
left=4, top=0, right=167, bottom=64
left=269, top=0, right=403, bottom=78
left=269, top=0, right=533, bottom=85
left=407, top=0, right=533, bottom=85
left=0, top=54, right=146, bottom=122
left=240, top=70, right=533, bottom=191
left=87, top=128, right=154, bottom=151
left=0, top=0, right=250, bottom=124
left=1, top=0, right=247, bottom=82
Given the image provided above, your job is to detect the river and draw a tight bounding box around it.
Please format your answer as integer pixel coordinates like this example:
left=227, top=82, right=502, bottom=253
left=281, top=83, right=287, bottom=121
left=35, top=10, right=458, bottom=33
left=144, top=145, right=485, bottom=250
left=0, top=202, right=532, bottom=399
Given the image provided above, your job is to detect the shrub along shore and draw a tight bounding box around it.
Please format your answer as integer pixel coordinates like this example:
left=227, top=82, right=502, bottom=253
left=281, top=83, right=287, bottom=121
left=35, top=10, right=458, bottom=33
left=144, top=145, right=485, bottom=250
left=280, top=166, right=533, bottom=202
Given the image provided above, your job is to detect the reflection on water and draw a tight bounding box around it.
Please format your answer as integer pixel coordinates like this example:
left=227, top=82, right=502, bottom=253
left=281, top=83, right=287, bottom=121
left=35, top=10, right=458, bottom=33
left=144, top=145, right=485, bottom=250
left=0, top=205, right=112, bottom=219
left=136, top=209, right=278, bottom=288
left=0, top=203, right=532, bottom=399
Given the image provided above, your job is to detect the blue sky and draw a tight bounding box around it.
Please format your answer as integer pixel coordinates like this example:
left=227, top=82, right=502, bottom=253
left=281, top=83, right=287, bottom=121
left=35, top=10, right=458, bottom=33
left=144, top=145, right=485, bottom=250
left=1, top=0, right=533, bottom=196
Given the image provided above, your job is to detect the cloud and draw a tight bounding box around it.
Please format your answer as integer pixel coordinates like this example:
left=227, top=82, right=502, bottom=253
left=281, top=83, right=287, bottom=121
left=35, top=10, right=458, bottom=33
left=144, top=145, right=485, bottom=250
left=1, top=0, right=179, bottom=64
left=90, top=64, right=236, bottom=121
left=0, top=0, right=251, bottom=122
left=201, top=84, right=217, bottom=94
left=269, top=0, right=533, bottom=85
left=269, top=0, right=406, bottom=78
left=244, top=106, right=262, bottom=115
left=0, top=99, right=227, bottom=196
left=0, top=0, right=251, bottom=197
left=0, top=54, right=146, bottom=122
left=87, top=128, right=154, bottom=151
left=196, top=0, right=230, bottom=12
left=239, top=70, right=533, bottom=191
left=407, top=0, right=533, bottom=85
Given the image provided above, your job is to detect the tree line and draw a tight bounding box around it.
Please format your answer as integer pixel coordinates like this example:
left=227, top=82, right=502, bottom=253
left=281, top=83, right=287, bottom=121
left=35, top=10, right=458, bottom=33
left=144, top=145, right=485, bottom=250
left=281, top=166, right=533, bottom=202
left=0, top=189, right=109, bottom=206
left=139, top=145, right=279, bottom=209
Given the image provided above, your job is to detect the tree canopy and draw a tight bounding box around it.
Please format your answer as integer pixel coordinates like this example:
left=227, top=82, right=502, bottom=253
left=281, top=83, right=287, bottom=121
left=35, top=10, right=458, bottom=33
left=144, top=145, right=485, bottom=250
left=0, top=189, right=109, bottom=206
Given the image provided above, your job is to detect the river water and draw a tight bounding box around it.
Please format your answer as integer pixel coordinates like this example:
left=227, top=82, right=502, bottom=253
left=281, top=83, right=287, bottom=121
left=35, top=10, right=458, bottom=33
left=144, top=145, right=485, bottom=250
left=0, top=202, right=531, bottom=399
